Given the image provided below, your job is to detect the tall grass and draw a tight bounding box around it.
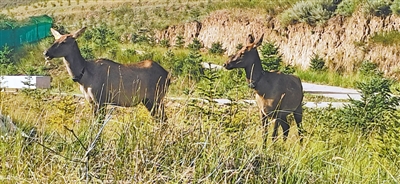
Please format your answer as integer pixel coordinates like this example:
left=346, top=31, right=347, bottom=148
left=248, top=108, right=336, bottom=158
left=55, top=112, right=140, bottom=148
left=1, top=90, right=399, bottom=183
left=295, top=69, right=359, bottom=88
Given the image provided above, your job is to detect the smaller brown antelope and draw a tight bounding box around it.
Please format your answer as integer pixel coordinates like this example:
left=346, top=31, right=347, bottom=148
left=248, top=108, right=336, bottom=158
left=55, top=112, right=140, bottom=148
left=224, top=34, right=304, bottom=143
left=44, top=27, right=170, bottom=121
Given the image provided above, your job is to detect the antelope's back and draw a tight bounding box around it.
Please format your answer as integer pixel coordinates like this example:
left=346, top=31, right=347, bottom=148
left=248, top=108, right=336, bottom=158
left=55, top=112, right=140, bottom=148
left=92, top=59, right=169, bottom=106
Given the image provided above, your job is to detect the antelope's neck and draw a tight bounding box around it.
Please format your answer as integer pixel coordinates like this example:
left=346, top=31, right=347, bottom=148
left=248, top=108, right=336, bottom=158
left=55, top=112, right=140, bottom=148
left=244, top=62, right=263, bottom=85
left=63, top=50, right=87, bottom=81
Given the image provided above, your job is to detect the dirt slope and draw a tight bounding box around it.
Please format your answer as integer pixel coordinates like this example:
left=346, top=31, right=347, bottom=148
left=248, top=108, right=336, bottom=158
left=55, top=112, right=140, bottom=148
left=156, top=9, right=400, bottom=78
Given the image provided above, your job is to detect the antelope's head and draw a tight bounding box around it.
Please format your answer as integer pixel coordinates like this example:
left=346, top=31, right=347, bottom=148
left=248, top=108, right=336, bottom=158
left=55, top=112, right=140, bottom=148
left=43, top=27, right=87, bottom=60
left=223, top=33, right=264, bottom=70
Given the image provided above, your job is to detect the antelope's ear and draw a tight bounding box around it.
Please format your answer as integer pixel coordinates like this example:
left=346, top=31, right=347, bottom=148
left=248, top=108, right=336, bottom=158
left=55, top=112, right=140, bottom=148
left=72, top=27, right=87, bottom=38
left=254, top=33, right=264, bottom=48
left=246, top=34, right=255, bottom=44
left=50, top=28, right=62, bottom=40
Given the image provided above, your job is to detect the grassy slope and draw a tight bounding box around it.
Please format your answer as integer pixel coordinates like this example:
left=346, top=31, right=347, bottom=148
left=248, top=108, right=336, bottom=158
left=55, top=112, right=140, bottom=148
left=0, top=0, right=399, bottom=183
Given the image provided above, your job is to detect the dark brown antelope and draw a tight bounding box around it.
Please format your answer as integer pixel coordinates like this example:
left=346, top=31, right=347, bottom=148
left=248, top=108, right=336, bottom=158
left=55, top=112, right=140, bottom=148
left=223, top=34, right=304, bottom=143
left=44, top=27, right=170, bottom=121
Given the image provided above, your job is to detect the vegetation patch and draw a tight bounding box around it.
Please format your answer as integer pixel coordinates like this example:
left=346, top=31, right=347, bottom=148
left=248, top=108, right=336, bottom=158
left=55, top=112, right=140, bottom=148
left=335, top=0, right=362, bottom=16
left=362, top=0, right=392, bottom=17
left=279, top=0, right=340, bottom=26
left=369, top=30, right=400, bottom=46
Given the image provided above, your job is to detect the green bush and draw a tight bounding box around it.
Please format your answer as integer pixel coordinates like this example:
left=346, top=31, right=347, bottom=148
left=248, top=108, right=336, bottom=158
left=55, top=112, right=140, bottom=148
left=258, top=41, right=294, bottom=74
left=80, top=44, right=95, bottom=60
left=107, top=47, right=119, bottom=59
left=309, top=53, right=326, bottom=71
left=160, top=39, right=170, bottom=48
left=118, top=48, right=137, bottom=62
left=336, top=75, right=399, bottom=134
left=175, top=35, right=185, bottom=48
left=138, top=50, right=155, bottom=61
left=173, top=49, right=203, bottom=81
left=0, top=45, right=17, bottom=75
left=92, top=23, right=116, bottom=53
left=161, top=49, right=177, bottom=74
left=131, top=32, right=152, bottom=44
left=235, top=43, right=244, bottom=51
left=189, top=7, right=201, bottom=20
left=193, top=68, right=223, bottom=119
left=187, top=38, right=202, bottom=51
left=336, top=0, right=360, bottom=16
left=259, top=41, right=282, bottom=71
left=335, top=68, right=400, bottom=162
left=358, top=60, right=382, bottom=77
left=280, top=64, right=296, bottom=74
left=208, top=41, right=225, bottom=55
left=21, top=65, right=47, bottom=76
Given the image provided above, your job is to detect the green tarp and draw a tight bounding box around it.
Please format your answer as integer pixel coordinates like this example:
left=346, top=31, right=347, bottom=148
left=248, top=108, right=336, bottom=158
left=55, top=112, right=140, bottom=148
left=0, top=15, right=53, bottom=48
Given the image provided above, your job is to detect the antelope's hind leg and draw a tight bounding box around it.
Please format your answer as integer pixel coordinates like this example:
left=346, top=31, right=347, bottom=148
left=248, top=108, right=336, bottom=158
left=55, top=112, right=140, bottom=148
left=261, top=112, right=269, bottom=146
left=93, top=103, right=107, bottom=123
left=294, top=105, right=304, bottom=143
left=142, top=98, right=167, bottom=122
left=277, top=113, right=289, bottom=141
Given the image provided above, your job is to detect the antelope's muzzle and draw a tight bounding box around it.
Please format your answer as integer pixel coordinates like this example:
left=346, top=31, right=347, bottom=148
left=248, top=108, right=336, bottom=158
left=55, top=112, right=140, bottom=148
left=43, top=51, right=53, bottom=60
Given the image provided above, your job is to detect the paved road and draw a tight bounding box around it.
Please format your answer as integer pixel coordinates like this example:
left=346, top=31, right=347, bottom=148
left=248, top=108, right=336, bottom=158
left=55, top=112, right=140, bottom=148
left=302, top=83, right=360, bottom=100
left=301, top=82, right=360, bottom=108
left=184, top=82, right=361, bottom=108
